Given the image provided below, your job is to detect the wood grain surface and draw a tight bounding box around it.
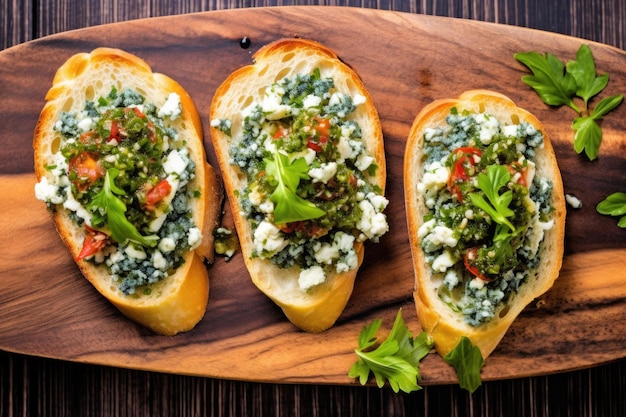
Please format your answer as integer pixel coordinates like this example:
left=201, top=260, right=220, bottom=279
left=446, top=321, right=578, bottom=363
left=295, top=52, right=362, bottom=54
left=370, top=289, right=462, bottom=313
left=1, top=4, right=626, bottom=389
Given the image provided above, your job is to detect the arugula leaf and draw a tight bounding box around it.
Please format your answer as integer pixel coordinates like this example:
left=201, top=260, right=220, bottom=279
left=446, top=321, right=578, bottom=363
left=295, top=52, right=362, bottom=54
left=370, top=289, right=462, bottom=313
left=468, top=165, right=516, bottom=232
left=88, top=169, right=158, bottom=247
left=349, top=309, right=433, bottom=393
left=514, top=51, right=579, bottom=112
left=443, top=336, right=485, bottom=393
left=565, top=44, right=609, bottom=107
left=264, top=148, right=325, bottom=224
left=597, top=192, right=626, bottom=228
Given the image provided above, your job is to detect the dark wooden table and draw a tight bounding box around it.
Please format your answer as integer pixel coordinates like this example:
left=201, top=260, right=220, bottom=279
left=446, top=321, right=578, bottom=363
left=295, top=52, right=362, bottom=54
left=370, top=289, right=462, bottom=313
left=2, top=1, right=625, bottom=416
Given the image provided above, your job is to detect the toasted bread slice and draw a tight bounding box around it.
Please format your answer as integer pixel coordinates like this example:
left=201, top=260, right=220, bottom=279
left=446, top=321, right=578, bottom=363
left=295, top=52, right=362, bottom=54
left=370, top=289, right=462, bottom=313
left=404, top=90, right=565, bottom=358
left=210, top=38, right=387, bottom=332
left=33, top=47, right=221, bottom=335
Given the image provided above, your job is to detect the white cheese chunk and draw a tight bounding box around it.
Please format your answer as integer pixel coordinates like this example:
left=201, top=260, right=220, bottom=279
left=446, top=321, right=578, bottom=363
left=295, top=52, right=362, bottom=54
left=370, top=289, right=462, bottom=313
left=432, top=251, right=456, bottom=272
left=77, top=117, right=94, bottom=132
left=309, top=162, right=337, bottom=184
left=366, top=192, right=389, bottom=212
left=63, top=188, right=93, bottom=225
left=502, top=124, right=519, bottom=137
left=152, top=250, right=168, bottom=270
left=253, top=221, right=288, bottom=254
left=417, top=218, right=436, bottom=239
left=34, top=177, right=64, bottom=204
left=303, top=94, right=322, bottom=109
left=357, top=199, right=389, bottom=241
left=355, top=152, right=374, bottom=172
left=353, top=93, right=366, bottom=106
left=469, top=277, right=486, bottom=290
left=158, top=237, right=176, bottom=253
left=158, top=92, right=182, bottom=120
left=162, top=148, right=188, bottom=177
left=428, top=225, right=458, bottom=248
left=476, top=113, right=500, bottom=145
left=298, top=265, right=326, bottom=291
left=566, top=194, right=583, bottom=209
left=262, top=86, right=291, bottom=120
left=420, top=161, right=449, bottom=195
left=313, top=242, right=340, bottom=265
left=187, top=227, right=203, bottom=249
left=150, top=149, right=189, bottom=232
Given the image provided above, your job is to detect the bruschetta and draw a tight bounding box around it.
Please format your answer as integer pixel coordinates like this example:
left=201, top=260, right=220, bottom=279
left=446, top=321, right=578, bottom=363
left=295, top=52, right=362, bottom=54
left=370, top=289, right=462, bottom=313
left=209, top=38, right=388, bottom=332
left=33, top=47, right=221, bottom=335
left=404, top=90, right=566, bottom=359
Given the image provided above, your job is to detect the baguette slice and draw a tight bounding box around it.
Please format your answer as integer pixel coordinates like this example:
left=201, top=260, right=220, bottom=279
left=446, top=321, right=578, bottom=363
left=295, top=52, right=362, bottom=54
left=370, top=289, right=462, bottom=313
left=33, top=48, right=221, bottom=335
left=209, top=38, right=386, bottom=332
left=404, top=90, right=566, bottom=359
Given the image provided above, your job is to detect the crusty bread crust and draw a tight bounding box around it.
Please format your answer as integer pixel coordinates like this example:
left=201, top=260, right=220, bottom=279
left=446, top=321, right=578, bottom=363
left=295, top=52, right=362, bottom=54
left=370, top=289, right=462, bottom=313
left=210, top=38, right=384, bottom=333
left=33, top=48, right=222, bottom=335
left=404, top=90, right=566, bottom=358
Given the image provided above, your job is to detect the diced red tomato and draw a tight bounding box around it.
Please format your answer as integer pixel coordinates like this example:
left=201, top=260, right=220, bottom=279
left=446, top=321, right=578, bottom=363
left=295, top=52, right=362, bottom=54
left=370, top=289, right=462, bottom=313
left=305, top=118, right=331, bottom=153
left=143, top=179, right=172, bottom=211
left=447, top=147, right=482, bottom=202
left=146, top=121, right=157, bottom=143
left=306, top=139, right=323, bottom=152
left=463, top=247, right=491, bottom=281
left=107, top=120, right=120, bottom=142
left=273, top=127, right=289, bottom=139
left=279, top=221, right=301, bottom=234
left=68, top=151, right=105, bottom=191
left=278, top=221, right=327, bottom=238
left=315, top=118, right=331, bottom=137
left=79, top=131, right=96, bottom=143
left=130, top=106, right=145, bottom=118
left=76, top=226, right=108, bottom=261
left=507, top=162, right=528, bottom=187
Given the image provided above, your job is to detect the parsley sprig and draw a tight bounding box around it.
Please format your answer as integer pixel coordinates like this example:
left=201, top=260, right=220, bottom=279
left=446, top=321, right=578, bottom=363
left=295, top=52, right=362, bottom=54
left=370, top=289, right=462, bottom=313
left=469, top=165, right=517, bottom=233
left=89, top=168, right=158, bottom=247
left=444, top=336, right=485, bottom=393
left=515, top=44, right=623, bottom=160
left=264, top=147, right=325, bottom=224
left=349, top=309, right=433, bottom=393
left=468, top=165, right=520, bottom=273
left=597, top=192, right=626, bottom=228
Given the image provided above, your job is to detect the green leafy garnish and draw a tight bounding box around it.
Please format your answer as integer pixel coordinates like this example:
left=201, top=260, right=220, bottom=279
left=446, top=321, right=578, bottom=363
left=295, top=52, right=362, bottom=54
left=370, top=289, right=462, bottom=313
left=349, top=309, right=433, bottom=394
left=443, top=336, right=485, bottom=393
left=597, top=192, right=626, bottom=228
left=469, top=165, right=516, bottom=232
left=572, top=94, right=624, bottom=160
left=514, top=50, right=579, bottom=111
left=264, top=147, right=325, bottom=224
left=515, top=44, right=623, bottom=160
left=565, top=44, right=609, bottom=108
left=88, top=168, right=158, bottom=247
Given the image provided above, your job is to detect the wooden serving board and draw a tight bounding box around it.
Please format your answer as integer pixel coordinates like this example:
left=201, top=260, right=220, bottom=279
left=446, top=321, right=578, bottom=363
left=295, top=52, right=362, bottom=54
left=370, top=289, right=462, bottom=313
left=1, top=6, right=625, bottom=386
